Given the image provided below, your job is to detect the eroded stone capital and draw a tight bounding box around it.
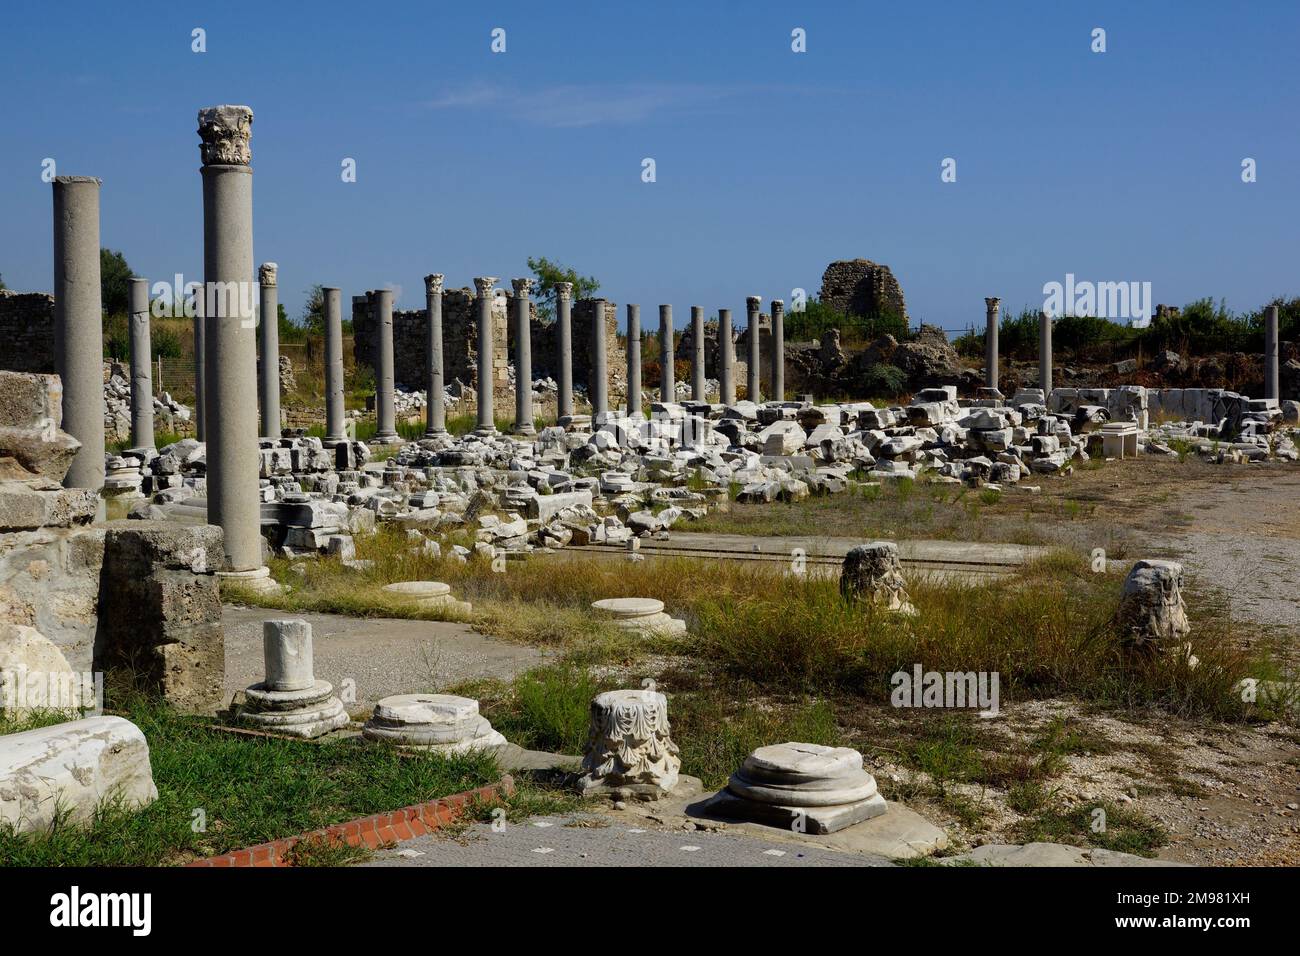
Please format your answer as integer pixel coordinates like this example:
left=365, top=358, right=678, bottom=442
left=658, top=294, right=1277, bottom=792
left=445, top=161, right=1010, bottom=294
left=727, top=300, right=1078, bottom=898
left=554, top=281, right=573, bottom=300
left=473, top=276, right=498, bottom=296
left=985, top=296, right=1001, bottom=311
left=424, top=274, right=444, bottom=295
left=259, top=263, right=278, bottom=286
left=197, top=105, right=253, bottom=166
left=770, top=299, right=785, bottom=314
left=511, top=277, right=533, bottom=296
left=746, top=296, right=762, bottom=310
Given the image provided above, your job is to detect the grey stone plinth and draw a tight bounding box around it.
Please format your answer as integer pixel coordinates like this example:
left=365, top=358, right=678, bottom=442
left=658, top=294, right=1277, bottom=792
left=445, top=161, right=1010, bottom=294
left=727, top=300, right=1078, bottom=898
left=52, top=175, right=105, bottom=491
left=591, top=597, right=686, bottom=637
left=128, top=277, right=155, bottom=449
left=0, top=716, right=158, bottom=833
left=380, top=580, right=468, bottom=611
left=362, top=693, right=506, bottom=752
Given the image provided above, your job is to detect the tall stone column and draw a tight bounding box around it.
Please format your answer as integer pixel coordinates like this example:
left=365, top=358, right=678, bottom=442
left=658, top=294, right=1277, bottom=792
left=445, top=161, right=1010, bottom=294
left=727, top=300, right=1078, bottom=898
left=770, top=299, right=785, bottom=401
left=128, top=277, right=155, bottom=450
left=590, top=299, right=609, bottom=416
left=512, top=278, right=535, bottom=435
left=985, top=297, right=1001, bottom=390
left=746, top=296, right=761, bottom=402
left=52, top=175, right=105, bottom=490
left=258, top=262, right=280, bottom=439
left=193, top=290, right=206, bottom=441
left=424, top=274, right=446, bottom=436
left=474, top=277, right=498, bottom=435
left=1039, top=311, right=1053, bottom=394
left=556, top=281, right=574, bottom=421
left=323, top=287, right=346, bottom=444
left=691, top=306, right=706, bottom=400
left=1265, top=304, right=1279, bottom=401
left=198, top=104, right=266, bottom=582
left=719, top=308, right=735, bottom=405
left=370, top=288, right=399, bottom=444
left=659, top=305, right=674, bottom=403
left=626, top=304, right=642, bottom=417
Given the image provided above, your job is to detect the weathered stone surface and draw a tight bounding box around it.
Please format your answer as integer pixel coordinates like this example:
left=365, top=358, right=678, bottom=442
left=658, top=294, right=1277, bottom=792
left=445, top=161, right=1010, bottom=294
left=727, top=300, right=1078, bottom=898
left=362, top=693, right=505, bottom=751
left=840, top=542, right=916, bottom=614
left=577, top=687, right=681, bottom=799
left=819, top=259, right=908, bottom=322
left=1116, top=559, right=1190, bottom=653
left=0, top=716, right=158, bottom=833
left=0, top=623, right=78, bottom=714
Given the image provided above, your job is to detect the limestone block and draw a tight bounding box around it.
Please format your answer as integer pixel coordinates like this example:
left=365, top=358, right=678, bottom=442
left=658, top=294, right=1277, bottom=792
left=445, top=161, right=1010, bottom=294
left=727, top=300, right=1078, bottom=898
left=0, top=716, right=158, bottom=833
left=0, top=623, right=80, bottom=714
left=362, top=693, right=505, bottom=751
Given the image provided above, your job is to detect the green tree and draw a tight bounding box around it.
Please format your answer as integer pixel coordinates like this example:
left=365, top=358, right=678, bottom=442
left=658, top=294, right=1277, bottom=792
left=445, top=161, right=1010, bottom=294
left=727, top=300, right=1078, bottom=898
left=100, top=248, right=133, bottom=315
left=528, top=256, right=599, bottom=323
left=301, top=284, right=326, bottom=335
left=0, top=273, right=7, bottom=291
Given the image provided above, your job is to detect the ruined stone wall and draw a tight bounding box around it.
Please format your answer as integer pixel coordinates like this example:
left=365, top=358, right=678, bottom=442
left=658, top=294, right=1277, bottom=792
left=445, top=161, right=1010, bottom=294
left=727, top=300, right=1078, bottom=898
left=0, top=291, right=56, bottom=373
left=819, top=259, right=908, bottom=321
left=571, top=299, right=626, bottom=394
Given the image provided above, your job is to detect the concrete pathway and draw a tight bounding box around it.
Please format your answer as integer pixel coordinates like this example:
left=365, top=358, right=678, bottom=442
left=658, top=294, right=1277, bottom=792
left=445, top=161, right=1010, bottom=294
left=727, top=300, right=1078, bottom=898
left=359, top=812, right=893, bottom=867
left=222, top=605, right=549, bottom=708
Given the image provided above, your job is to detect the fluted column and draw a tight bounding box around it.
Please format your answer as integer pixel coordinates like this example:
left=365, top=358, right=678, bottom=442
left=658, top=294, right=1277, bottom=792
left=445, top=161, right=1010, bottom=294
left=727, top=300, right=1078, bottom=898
left=323, top=287, right=346, bottom=444
left=626, top=304, right=642, bottom=417
left=424, top=274, right=445, bottom=436
left=128, top=277, right=155, bottom=450
left=590, top=299, right=609, bottom=416
left=556, top=281, right=574, bottom=421
left=474, top=276, right=498, bottom=434
left=198, top=104, right=262, bottom=576
left=1039, top=311, right=1053, bottom=394
left=719, top=308, right=735, bottom=405
left=691, top=306, right=706, bottom=400
left=770, top=299, right=785, bottom=401
left=1265, top=304, right=1279, bottom=401
left=258, top=262, right=280, bottom=438
left=52, top=175, right=105, bottom=490
left=370, top=288, right=399, bottom=444
left=985, top=297, right=1000, bottom=390
left=512, top=278, right=536, bottom=435
left=659, top=305, right=674, bottom=402
left=746, top=296, right=762, bottom=402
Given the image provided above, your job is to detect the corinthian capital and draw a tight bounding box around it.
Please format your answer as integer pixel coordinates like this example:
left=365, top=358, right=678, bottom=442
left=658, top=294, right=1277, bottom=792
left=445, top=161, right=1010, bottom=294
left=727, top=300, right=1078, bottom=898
left=424, top=274, right=444, bottom=295
left=197, top=105, right=253, bottom=166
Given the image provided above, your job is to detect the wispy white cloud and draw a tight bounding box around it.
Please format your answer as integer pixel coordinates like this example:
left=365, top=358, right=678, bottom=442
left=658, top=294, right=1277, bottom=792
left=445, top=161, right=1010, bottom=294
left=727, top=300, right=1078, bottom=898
left=422, top=82, right=747, bottom=128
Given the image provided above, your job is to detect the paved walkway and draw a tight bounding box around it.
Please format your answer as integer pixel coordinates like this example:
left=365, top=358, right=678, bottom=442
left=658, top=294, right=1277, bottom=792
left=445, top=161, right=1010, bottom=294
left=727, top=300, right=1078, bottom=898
left=359, top=812, right=892, bottom=867
left=222, top=605, right=548, bottom=707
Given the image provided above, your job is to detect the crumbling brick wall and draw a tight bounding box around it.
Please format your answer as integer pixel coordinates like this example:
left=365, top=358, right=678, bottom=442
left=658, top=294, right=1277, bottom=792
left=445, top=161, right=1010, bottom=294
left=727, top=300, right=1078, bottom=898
left=819, top=259, right=908, bottom=321
left=0, top=291, right=56, bottom=373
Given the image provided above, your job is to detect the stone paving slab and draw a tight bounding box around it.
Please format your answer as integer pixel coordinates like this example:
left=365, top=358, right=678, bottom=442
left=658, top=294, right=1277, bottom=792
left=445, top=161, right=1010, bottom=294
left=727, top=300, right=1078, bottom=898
left=222, top=605, right=549, bottom=710
left=358, top=813, right=894, bottom=867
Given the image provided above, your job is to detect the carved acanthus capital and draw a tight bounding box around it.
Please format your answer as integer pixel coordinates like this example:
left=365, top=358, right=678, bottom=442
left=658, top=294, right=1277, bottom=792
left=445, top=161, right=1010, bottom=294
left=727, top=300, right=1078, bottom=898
left=259, top=262, right=278, bottom=287
left=554, top=281, right=573, bottom=300
left=473, top=276, right=498, bottom=297
left=197, top=105, right=253, bottom=166
left=424, top=274, right=444, bottom=295
left=511, top=277, right=533, bottom=296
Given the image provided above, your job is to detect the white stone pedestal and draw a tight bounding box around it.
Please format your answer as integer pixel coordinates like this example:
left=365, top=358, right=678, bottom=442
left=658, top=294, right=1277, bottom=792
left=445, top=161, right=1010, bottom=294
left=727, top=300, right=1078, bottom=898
left=591, top=598, right=685, bottom=637
left=239, top=619, right=348, bottom=738
left=362, top=693, right=505, bottom=752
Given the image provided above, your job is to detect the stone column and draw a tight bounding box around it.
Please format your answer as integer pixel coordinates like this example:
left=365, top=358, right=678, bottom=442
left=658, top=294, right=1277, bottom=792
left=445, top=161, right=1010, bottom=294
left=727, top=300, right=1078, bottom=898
left=52, top=175, right=105, bottom=490
left=474, top=277, right=498, bottom=434
left=719, top=308, right=735, bottom=405
left=556, top=281, right=574, bottom=421
left=192, top=290, right=206, bottom=441
left=1038, top=311, right=1053, bottom=394
left=1265, top=304, right=1279, bottom=401
left=323, top=287, right=346, bottom=444
left=258, top=262, right=280, bottom=439
left=511, top=278, right=535, bottom=435
left=590, top=299, right=609, bottom=416
left=424, top=274, right=446, bottom=436
left=691, top=306, right=706, bottom=400
left=770, top=299, right=785, bottom=401
left=626, top=304, right=642, bottom=417
left=746, top=296, right=761, bottom=402
left=198, top=104, right=265, bottom=581
left=659, top=305, right=674, bottom=403
left=128, top=277, right=155, bottom=450
left=371, top=288, right=399, bottom=444
left=984, top=297, right=1000, bottom=390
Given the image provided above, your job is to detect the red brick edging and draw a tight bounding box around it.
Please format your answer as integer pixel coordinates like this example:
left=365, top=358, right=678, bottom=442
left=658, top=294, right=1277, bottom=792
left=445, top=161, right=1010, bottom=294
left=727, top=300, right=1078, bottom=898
left=185, top=776, right=515, bottom=868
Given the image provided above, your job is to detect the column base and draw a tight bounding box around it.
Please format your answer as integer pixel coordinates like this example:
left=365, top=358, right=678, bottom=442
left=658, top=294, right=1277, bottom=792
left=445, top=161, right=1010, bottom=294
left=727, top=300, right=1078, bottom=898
left=474, top=425, right=499, bottom=436
left=217, top=566, right=281, bottom=594
left=369, top=433, right=404, bottom=447
left=512, top=424, right=537, bottom=436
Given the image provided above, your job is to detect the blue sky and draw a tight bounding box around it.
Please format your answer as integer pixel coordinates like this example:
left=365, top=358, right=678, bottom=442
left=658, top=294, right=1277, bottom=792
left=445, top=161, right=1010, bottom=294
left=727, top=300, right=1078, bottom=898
left=1, top=0, right=1296, bottom=333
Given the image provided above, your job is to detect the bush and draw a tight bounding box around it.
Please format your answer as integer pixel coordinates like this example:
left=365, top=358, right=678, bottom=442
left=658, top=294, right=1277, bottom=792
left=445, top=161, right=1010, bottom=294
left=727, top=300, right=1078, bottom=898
left=784, top=298, right=910, bottom=344
left=151, top=328, right=182, bottom=359
left=858, top=362, right=907, bottom=398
